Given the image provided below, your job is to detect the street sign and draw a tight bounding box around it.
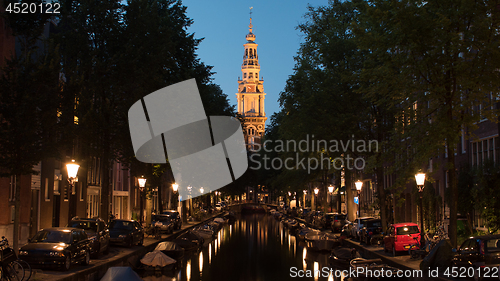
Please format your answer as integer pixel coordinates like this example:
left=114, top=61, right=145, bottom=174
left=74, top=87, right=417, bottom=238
left=354, top=196, right=359, bottom=204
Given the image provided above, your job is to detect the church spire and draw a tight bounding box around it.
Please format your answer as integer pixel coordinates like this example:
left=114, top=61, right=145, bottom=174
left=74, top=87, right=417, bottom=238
left=236, top=8, right=267, bottom=150
left=246, top=7, right=255, bottom=42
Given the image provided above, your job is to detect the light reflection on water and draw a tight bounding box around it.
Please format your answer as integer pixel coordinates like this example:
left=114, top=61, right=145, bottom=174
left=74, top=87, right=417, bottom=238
left=140, top=214, right=352, bottom=281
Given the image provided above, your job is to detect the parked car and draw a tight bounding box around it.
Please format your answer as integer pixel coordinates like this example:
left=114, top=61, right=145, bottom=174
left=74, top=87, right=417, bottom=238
left=311, top=211, right=325, bottom=227
left=220, top=202, right=227, bottom=209
left=383, top=222, right=420, bottom=256
left=215, top=203, right=222, bottom=211
left=451, top=234, right=500, bottom=281
left=350, top=217, right=375, bottom=240
left=359, top=218, right=383, bottom=245
left=68, top=217, right=110, bottom=258
left=161, top=210, right=182, bottom=230
left=320, top=213, right=335, bottom=229
left=108, top=219, right=144, bottom=247
left=330, top=214, right=347, bottom=233
left=19, top=227, right=91, bottom=271
left=152, top=215, right=174, bottom=233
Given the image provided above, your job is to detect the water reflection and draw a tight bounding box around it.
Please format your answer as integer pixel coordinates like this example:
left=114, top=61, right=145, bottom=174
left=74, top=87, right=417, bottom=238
left=141, top=214, right=354, bottom=281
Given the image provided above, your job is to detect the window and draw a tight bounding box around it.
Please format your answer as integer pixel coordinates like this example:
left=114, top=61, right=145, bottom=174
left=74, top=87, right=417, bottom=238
left=396, top=226, right=419, bottom=235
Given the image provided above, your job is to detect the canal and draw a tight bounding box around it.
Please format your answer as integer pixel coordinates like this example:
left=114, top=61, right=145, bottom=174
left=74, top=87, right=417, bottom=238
left=141, top=213, right=351, bottom=281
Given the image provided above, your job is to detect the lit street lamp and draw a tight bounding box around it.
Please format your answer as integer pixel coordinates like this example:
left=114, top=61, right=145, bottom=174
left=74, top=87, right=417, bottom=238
left=355, top=180, right=363, bottom=219
left=415, top=172, right=426, bottom=248
left=66, top=160, right=79, bottom=222
left=314, top=188, right=319, bottom=211
left=328, top=185, right=334, bottom=213
left=138, top=176, right=147, bottom=224
left=303, top=190, right=307, bottom=209
left=172, top=183, right=179, bottom=209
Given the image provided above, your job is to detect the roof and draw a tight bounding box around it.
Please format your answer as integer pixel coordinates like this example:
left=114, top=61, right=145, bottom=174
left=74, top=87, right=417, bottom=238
left=111, top=219, right=137, bottom=222
left=392, top=222, right=419, bottom=227
left=470, top=234, right=500, bottom=240
left=41, top=227, right=80, bottom=232
left=70, top=217, right=104, bottom=222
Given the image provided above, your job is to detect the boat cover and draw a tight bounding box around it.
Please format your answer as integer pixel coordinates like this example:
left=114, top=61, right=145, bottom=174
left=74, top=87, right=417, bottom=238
left=100, top=267, right=142, bottom=281
left=214, top=218, right=225, bottom=223
left=140, top=250, right=176, bottom=267
left=155, top=241, right=182, bottom=252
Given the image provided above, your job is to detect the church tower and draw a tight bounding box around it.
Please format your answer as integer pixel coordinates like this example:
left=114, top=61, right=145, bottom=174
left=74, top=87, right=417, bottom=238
left=236, top=10, right=267, bottom=150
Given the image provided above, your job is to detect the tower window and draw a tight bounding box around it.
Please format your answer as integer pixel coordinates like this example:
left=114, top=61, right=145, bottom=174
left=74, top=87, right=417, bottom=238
left=244, top=73, right=247, bottom=78
left=249, top=73, right=253, bottom=79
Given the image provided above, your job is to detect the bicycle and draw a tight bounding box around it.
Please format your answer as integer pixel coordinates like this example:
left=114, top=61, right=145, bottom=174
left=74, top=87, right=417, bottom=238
left=408, top=233, right=436, bottom=259
left=0, top=237, right=31, bottom=281
left=144, top=225, right=162, bottom=240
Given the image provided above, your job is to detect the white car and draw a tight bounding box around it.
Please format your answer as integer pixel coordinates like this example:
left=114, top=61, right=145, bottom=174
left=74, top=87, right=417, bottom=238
left=215, top=203, right=222, bottom=211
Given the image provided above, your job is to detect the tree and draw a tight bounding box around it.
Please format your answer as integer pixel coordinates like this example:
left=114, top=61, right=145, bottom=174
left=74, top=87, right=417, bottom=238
left=273, top=0, right=395, bottom=226
left=354, top=0, right=500, bottom=247
left=0, top=0, right=60, bottom=253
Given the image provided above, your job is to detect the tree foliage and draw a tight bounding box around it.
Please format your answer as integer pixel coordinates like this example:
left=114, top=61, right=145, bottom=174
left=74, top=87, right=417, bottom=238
left=266, top=0, right=500, bottom=245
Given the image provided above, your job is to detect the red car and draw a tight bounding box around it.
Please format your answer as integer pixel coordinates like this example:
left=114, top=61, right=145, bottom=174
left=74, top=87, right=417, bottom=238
left=383, top=222, right=420, bottom=256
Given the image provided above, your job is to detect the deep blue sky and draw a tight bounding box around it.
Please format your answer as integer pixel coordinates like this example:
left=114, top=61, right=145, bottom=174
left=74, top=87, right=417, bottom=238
left=181, top=0, right=330, bottom=124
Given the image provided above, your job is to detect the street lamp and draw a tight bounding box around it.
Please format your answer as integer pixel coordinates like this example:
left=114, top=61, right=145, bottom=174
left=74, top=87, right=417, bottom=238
left=66, top=160, right=79, bottom=222
left=355, top=180, right=363, bottom=219
left=172, top=183, right=179, bottom=210
left=314, top=188, right=319, bottom=211
left=303, top=190, right=307, bottom=210
left=415, top=172, right=426, bottom=248
left=138, top=176, right=147, bottom=224
left=328, top=185, right=334, bottom=213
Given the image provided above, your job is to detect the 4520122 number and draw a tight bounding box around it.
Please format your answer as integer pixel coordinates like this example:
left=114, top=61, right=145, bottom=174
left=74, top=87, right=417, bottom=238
left=444, top=266, right=499, bottom=279
left=5, top=2, right=60, bottom=14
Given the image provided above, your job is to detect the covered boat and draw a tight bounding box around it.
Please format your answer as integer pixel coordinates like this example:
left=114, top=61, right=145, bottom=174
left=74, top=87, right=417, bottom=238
left=213, top=217, right=226, bottom=224
left=173, top=231, right=204, bottom=251
left=297, top=227, right=317, bottom=240
left=350, top=258, right=405, bottom=280
left=305, top=232, right=339, bottom=251
left=192, top=226, right=214, bottom=246
left=329, top=246, right=361, bottom=267
left=101, top=267, right=142, bottom=281
left=141, top=250, right=176, bottom=266
left=154, top=241, right=185, bottom=260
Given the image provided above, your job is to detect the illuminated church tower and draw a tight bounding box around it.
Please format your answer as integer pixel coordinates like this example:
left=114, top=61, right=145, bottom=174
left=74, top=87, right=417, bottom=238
left=236, top=10, right=267, bottom=150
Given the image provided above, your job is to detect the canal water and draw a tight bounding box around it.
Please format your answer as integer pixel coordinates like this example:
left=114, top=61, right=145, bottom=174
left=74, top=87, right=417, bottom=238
left=141, top=213, right=352, bottom=281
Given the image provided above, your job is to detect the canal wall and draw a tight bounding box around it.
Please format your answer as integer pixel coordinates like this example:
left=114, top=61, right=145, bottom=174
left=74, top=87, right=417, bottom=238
left=39, top=214, right=223, bottom=281
left=342, top=239, right=453, bottom=281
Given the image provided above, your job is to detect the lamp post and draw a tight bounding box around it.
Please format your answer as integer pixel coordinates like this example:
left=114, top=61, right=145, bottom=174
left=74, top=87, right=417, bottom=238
left=355, top=180, right=363, bottom=219
left=138, top=176, right=147, bottom=224
left=303, top=190, right=307, bottom=209
left=314, top=188, right=319, bottom=211
left=340, top=190, right=344, bottom=214
left=328, top=185, right=334, bottom=213
left=172, top=183, right=179, bottom=209
left=415, top=172, right=426, bottom=248
left=66, top=160, right=79, bottom=222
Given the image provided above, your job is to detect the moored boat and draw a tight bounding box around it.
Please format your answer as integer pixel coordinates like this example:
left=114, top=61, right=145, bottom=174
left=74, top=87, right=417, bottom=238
left=173, top=231, right=204, bottom=251
left=305, top=232, right=339, bottom=251
left=154, top=241, right=185, bottom=260
left=140, top=250, right=177, bottom=271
